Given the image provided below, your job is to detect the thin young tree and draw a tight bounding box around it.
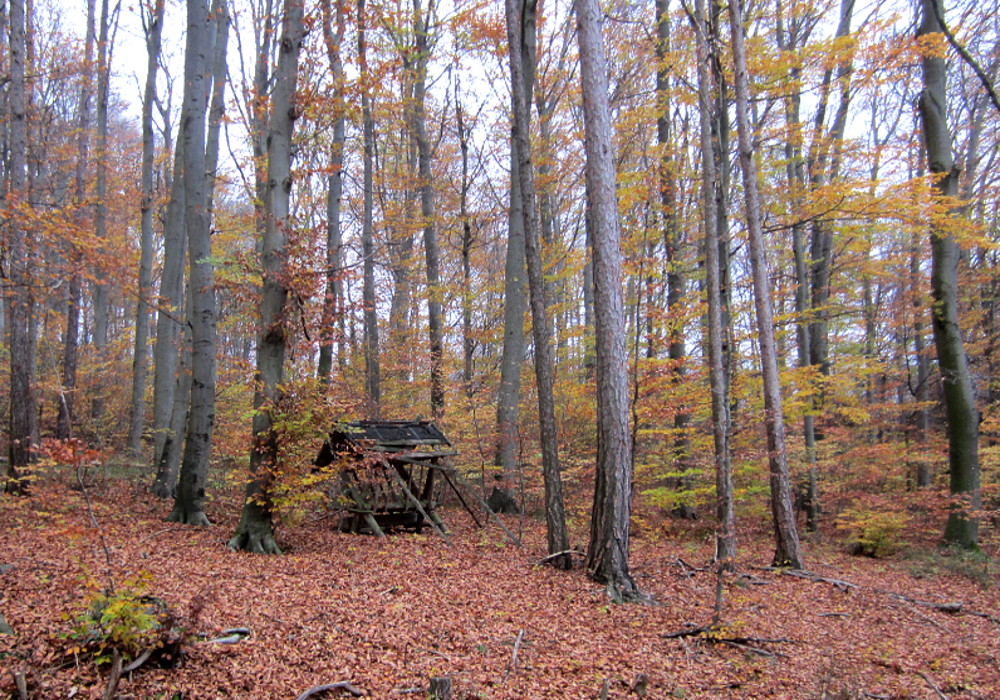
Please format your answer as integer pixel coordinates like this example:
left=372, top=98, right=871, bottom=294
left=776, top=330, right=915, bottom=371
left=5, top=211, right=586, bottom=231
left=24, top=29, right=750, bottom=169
left=728, top=0, right=802, bottom=568
left=693, top=0, right=735, bottom=567
left=504, top=0, right=570, bottom=568
left=358, top=0, right=380, bottom=416
left=128, top=0, right=166, bottom=456
left=576, top=0, right=641, bottom=599
left=917, top=0, right=980, bottom=547
left=229, top=0, right=306, bottom=554
left=91, top=0, right=112, bottom=422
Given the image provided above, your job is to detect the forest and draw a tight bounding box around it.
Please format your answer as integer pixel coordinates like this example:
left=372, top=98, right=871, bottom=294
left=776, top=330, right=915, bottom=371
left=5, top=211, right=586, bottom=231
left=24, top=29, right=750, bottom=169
left=1, top=0, right=999, bottom=696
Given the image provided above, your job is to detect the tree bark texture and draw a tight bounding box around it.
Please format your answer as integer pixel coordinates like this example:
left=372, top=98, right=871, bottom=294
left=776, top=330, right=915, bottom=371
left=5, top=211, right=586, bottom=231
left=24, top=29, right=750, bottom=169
left=576, top=0, right=640, bottom=599
left=728, top=0, right=802, bottom=568
left=169, top=0, right=216, bottom=526
left=128, top=0, right=165, bottom=457
left=229, top=0, right=305, bottom=554
left=504, top=0, right=570, bottom=567
left=917, top=0, right=981, bottom=548
left=91, top=0, right=111, bottom=423
left=359, top=0, right=380, bottom=416
left=5, top=0, right=36, bottom=494
left=693, top=0, right=735, bottom=567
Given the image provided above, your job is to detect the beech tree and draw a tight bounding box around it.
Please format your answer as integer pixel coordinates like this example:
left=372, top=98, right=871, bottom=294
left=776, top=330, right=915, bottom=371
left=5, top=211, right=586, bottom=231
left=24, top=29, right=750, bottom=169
left=229, top=0, right=306, bottom=554
left=728, top=0, right=802, bottom=568
left=917, top=0, right=981, bottom=548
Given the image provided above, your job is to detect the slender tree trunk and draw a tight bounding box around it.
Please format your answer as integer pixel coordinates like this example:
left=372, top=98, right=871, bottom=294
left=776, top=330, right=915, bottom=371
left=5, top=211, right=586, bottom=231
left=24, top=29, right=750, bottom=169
left=504, top=0, right=570, bottom=567
left=693, top=0, right=735, bottom=567
left=911, top=229, right=932, bottom=487
left=457, top=79, right=474, bottom=393
left=5, top=0, right=35, bottom=494
left=230, top=0, right=305, bottom=554
left=917, top=0, right=980, bottom=547
left=728, top=0, right=802, bottom=568
left=168, top=0, right=215, bottom=526
left=91, top=0, right=111, bottom=423
left=410, top=0, right=444, bottom=420
left=358, top=0, right=380, bottom=416
left=576, top=0, right=640, bottom=599
left=57, top=0, right=96, bottom=441
left=128, top=0, right=165, bottom=456
left=318, top=0, right=346, bottom=382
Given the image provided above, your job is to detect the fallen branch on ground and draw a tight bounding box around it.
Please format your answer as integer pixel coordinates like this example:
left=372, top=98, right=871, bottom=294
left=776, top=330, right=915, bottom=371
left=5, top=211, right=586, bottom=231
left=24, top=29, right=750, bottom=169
left=294, top=681, right=363, bottom=699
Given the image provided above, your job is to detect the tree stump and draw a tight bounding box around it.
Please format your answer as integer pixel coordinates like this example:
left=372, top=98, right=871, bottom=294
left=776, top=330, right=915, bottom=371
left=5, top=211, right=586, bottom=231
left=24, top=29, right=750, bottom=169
left=429, top=676, right=452, bottom=700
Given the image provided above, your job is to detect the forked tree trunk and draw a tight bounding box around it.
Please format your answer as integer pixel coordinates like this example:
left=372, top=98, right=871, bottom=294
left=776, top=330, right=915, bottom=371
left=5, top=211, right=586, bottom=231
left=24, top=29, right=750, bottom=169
left=168, top=0, right=216, bottom=526
left=576, top=0, right=641, bottom=599
left=693, top=0, right=735, bottom=567
left=504, top=0, right=570, bottom=567
left=917, top=0, right=980, bottom=548
left=728, top=0, right=802, bottom=568
left=229, top=0, right=305, bottom=554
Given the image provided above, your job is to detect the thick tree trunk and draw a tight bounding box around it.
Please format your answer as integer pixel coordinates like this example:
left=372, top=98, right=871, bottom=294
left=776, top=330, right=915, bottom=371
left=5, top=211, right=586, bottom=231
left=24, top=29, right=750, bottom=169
left=917, top=0, right=980, bottom=548
left=128, top=0, right=165, bottom=456
left=169, top=0, right=216, bottom=526
left=504, top=0, right=570, bottom=566
left=5, top=0, right=35, bottom=494
left=728, top=0, right=802, bottom=568
left=576, top=0, right=641, bottom=599
left=229, top=0, right=305, bottom=555
left=693, top=0, right=735, bottom=567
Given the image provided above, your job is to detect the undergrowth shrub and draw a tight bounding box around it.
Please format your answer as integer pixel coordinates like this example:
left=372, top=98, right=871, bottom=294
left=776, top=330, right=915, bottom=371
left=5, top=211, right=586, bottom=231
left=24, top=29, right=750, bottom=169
left=836, top=507, right=909, bottom=557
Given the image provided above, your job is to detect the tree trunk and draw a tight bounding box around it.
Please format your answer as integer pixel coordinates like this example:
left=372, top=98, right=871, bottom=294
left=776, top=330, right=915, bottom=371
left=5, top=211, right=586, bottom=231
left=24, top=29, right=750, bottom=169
left=128, top=0, right=165, bottom=456
left=693, top=0, right=735, bottom=567
left=358, top=0, right=380, bottom=416
left=91, top=0, right=111, bottom=424
left=229, top=0, right=305, bottom=555
left=318, top=0, right=346, bottom=382
left=5, top=0, right=35, bottom=494
left=728, top=0, right=802, bottom=568
left=57, top=0, right=96, bottom=441
left=504, top=0, right=570, bottom=567
left=917, top=0, right=980, bottom=548
left=576, top=0, right=641, bottom=599
left=410, top=0, right=444, bottom=420
left=168, top=0, right=216, bottom=526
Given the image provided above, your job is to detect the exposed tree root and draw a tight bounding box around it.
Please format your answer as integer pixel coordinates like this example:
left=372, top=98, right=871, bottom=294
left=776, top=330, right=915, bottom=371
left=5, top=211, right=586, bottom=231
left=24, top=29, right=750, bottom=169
left=166, top=508, right=211, bottom=526
left=227, top=528, right=282, bottom=555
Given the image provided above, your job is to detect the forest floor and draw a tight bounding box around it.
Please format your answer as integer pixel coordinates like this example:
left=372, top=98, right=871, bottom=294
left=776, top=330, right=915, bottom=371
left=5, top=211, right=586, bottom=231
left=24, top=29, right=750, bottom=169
left=1, top=474, right=999, bottom=699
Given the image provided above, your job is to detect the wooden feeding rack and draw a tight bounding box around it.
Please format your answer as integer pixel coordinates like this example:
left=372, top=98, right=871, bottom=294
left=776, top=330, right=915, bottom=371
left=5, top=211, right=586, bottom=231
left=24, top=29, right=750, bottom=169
left=314, top=420, right=519, bottom=545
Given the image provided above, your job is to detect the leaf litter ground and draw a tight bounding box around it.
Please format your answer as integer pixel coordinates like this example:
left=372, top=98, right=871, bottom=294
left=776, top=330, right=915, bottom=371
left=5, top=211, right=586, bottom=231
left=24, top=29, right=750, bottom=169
left=2, top=479, right=998, bottom=698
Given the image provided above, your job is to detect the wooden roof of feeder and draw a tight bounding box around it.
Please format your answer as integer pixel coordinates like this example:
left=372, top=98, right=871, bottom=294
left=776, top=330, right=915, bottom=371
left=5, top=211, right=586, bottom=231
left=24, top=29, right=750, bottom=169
left=314, top=420, right=520, bottom=546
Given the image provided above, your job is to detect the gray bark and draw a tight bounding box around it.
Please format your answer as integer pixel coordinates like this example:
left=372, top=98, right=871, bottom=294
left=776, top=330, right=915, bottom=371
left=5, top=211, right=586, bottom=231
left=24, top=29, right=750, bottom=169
left=359, top=0, right=380, bottom=416
left=318, top=0, right=347, bottom=382
left=128, top=0, right=165, bottom=456
left=504, top=0, right=569, bottom=566
left=57, top=0, right=96, bottom=441
left=5, top=0, right=35, bottom=494
left=693, top=0, right=735, bottom=567
left=410, top=0, right=444, bottom=419
left=168, top=0, right=216, bottom=526
left=576, top=0, right=640, bottom=599
left=728, top=0, right=802, bottom=568
left=91, top=0, right=111, bottom=423
left=917, top=0, right=980, bottom=547
left=229, top=0, right=305, bottom=555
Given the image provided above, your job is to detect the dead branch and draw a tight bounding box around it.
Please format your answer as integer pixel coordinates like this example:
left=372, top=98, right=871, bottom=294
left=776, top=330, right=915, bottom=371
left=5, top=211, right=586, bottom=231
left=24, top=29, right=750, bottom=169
left=294, top=681, right=364, bottom=699
left=12, top=670, right=28, bottom=700
left=662, top=623, right=712, bottom=639
left=779, top=569, right=858, bottom=592
left=538, top=549, right=583, bottom=566
left=916, top=670, right=949, bottom=700
left=102, top=649, right=123, bottom=700
left=508, top=628, right=524, bottom=675
left=122, top=647, right=155, bottom=673
left=887, top=593, right=962, bottom=614
left=721, top=640, right=788, bottom=658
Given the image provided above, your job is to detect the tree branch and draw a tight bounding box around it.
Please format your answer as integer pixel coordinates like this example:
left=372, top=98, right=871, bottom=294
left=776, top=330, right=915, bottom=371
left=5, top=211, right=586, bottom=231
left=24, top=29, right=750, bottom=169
left=930, top=0, right=1000, bottom=117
